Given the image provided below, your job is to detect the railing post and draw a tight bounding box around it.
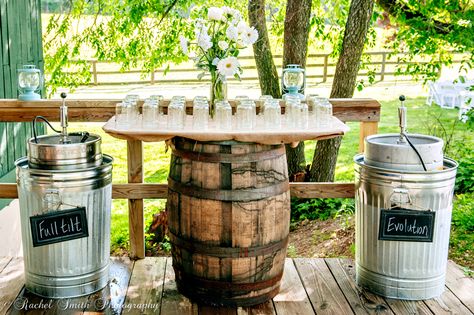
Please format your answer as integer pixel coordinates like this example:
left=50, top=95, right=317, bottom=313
left=323, top=55, right=329, bottom=83
left=359, top=121, right=379, bottom=152
left=380, top=52, right=387, bottom=81
left=92, top=60, right=98, bottom=85
left=127, top=140, right=145, bottom=259
left=151, top=68, right=155, bottom=84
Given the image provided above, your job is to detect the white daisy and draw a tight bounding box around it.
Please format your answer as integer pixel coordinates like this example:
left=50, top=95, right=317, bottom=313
left=226, top=25, right=239, bottom=42
left=218, top=41, right=229, bottom=50
left=221, top=6, right=235, bottom=22
left=217, top=56, right=240, bottom=77
left=207, top=7, right=223, bottom=21
left=179, top=35, right=188, bottom=55
left=242, top=26, right=259, bottom=45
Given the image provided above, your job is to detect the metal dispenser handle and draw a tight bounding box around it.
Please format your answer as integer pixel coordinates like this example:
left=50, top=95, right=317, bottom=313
left=397, top=95, right=407, bottom=144
left=59, top=92, right=71, bottom=144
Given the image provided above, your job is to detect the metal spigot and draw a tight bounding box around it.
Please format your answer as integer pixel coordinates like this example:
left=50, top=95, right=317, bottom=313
left=397, top=95, right=408, bottom=144
left=59, top=92, right=71, bottom=144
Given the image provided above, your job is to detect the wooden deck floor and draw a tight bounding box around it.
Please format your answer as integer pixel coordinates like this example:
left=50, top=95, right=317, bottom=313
left=0, top=257, right=473, bottom=315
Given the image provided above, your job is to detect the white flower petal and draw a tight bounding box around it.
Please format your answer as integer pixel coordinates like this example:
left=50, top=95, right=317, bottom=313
left=208, top=7, right=223, bottom=21
left=217, top=56, right=240, bottom=77
left=226, top=25, right=239, bottom=42
left=242, top=26, right=259, bottom=45
left=179, top=35, right=188, bottom=55
left=218, top=40, right=229, bottom=50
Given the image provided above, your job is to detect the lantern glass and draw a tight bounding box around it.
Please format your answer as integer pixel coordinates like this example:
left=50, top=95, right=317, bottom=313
left=17, top=65, right=42, bottom=100
left=283, top=71, right=304, bottom=90
left=18, top=71, right=40, bottom=90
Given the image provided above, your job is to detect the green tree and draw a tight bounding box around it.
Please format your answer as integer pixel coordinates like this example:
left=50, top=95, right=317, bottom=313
left=377, top=0, right=474, bottom=82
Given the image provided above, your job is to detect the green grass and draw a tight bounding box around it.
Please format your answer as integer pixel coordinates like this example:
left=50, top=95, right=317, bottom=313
left=66, top=96, right=474, bottom=258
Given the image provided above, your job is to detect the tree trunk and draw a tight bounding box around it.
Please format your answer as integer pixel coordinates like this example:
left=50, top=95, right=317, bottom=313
left=248, top=0, right=281, bottom=98
left=309, top=0, right=375, bottom=182
left=283, top=0, right=312, bottom=181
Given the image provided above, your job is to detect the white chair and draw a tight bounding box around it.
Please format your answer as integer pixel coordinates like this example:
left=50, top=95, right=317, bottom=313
left=431, top=81, right=460, bottom=108
left=459, top=91, right=474, bottom=121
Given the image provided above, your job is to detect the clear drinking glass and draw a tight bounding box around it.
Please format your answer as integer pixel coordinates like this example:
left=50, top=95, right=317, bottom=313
left=236, top=101, right=253, bottom=130
left=215, top=101, right=232, bottom=130
left=168, top=101, right=186, bottom=129
left=299, top=102, right=309, bottom=129
left=142, top=99, right=158, bottom=129
left=193, top=100, right=209, bottom=130
left=264, top=99, right=281, bottom=129
left=285, top=97, right=301, bottom=129
left=320, top=98, right=333, bottom=128
left=115, top=102, right=130, bottom=129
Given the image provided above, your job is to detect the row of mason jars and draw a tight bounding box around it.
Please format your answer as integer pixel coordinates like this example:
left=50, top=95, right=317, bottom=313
left=115, top=94, right=333, bottom=130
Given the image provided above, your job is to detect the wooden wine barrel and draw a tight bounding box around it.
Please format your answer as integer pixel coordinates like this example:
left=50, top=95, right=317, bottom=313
left=167, top=137, right=290, bottom=307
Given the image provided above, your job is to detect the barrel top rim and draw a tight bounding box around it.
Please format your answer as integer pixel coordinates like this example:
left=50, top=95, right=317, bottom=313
left=28, top=133, right=102, bottom=147
left=354, top=154, right=458, bottom=173
left=365, top=133, right=443, bottom=146
left=15, top=154, right=114, bottom=171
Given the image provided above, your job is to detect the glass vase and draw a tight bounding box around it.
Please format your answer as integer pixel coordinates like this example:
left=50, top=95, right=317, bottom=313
left=210, top=71, right=227, bottom=118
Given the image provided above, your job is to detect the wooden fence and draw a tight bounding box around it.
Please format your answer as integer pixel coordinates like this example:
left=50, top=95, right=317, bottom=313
left=0, top=98, right=380, bottom=259
left=76, top=51, right=468, bottom=86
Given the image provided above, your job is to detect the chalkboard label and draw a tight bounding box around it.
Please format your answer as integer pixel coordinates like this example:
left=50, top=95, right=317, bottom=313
left=378, top=208, right=435, bottom=242
left=30, top=207, right=89, bottom=247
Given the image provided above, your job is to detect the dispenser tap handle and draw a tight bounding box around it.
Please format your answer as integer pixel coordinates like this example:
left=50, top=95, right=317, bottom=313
left=398, top=95, right=407, bottom=143
left=60, top=92, right=70, bottom=144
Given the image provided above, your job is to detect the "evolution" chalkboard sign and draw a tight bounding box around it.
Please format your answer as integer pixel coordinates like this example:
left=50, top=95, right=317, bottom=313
left=378, top=208, right=435, bottom=242
left=30, top=207, right=89, bottom=247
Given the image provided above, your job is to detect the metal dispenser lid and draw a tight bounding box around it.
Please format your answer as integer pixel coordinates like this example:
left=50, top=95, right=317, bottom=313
left=363, top=96, right=444, bottom=171
left=27, top=93, right=103, bottom=169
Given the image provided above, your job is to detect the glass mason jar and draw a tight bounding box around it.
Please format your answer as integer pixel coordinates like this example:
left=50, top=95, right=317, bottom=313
left=215, top=100, right=232, bottom=130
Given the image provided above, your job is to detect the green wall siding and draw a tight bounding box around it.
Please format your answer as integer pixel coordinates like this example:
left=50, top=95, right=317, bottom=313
left=0, top=0, right=45, bottom=208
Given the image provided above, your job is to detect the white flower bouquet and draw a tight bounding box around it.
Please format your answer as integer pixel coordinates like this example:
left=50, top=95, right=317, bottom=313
left=179, top=6, right=258, bottom=116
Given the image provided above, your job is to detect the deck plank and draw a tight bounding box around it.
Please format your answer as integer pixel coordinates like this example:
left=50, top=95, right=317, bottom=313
left=272, top=258, right=315, bottom=315
left=424, top=286, right=473, bottom=315
left=384, top=298, right=433, bottom=315
left=444, top=261, right=474, bottom=313
left=294, top=258, right=354, bottom=315
left=237, top=302, right=276, bottom=315
left=124, top=257, right=166, bottom=315
left=0, top=258, right=25, bottom=315
left=7, top=257, right=134, bottom=315
left=0, top=257, right=12, bottom=274
left=83, top=256, right=134, bottom=314
left=325, top=258, right=393, bottom=315
left=160, top=257, right=198, bottom=315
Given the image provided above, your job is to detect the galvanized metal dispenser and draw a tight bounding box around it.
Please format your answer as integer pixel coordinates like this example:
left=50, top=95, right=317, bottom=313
left=354, top=96, right=458, bottom=300
left=16, top=93, right=113, bottom=298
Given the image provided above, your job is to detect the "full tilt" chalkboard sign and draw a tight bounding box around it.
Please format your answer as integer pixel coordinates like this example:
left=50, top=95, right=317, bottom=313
left=378, top=208, right=435, bottom=242
left=30, top=207, right=89, bottom=247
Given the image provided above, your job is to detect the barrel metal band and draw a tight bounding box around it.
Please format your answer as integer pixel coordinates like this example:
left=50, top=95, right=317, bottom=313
left=170, top=143, right=286, bottom=163
left=168, top=177, right=289, bottom=201
left=176, top=281, right=280, bottom=307
left=173, top=264, right=284, bottom=292
left=169, top=231, right=289, bottom=258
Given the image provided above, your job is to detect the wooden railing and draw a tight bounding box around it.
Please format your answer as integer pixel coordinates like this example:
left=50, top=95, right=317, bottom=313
left=75, top=51, right=470, bottom=86
left=0, top=98, right=380, bottom=259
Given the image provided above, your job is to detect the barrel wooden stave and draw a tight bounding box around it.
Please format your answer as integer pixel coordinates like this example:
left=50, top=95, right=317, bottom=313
left=168, top=137, right=290, bottom=307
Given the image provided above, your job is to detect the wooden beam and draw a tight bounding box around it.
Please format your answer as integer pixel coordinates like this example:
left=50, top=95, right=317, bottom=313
left=359, top=121, right=379, bottom=152
left=0, top=98, right=380, bottom=123
left=0, top=182, right=356, bottom=200
left=127, top=140, right=145, bottom=260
